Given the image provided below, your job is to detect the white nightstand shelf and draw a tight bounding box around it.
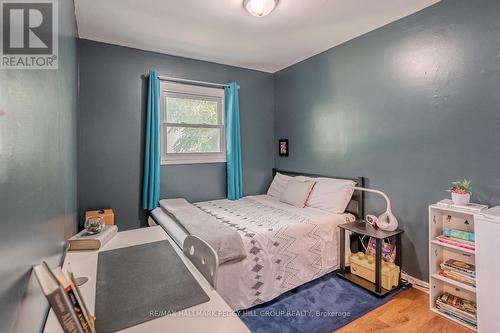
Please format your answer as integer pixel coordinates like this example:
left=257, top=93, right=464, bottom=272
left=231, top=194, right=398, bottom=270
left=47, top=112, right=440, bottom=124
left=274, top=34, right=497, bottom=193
left=429, top=203, right=481, bottom=331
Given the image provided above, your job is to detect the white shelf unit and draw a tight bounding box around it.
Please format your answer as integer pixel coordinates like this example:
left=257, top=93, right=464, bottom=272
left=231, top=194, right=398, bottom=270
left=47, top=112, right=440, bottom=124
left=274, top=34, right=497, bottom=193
left=429, top=204, right=477, bottom=331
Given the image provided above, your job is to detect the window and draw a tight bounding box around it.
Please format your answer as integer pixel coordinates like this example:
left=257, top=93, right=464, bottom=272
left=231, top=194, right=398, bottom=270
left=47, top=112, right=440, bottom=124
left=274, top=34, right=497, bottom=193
left=160, top=81, right=226, bottom=165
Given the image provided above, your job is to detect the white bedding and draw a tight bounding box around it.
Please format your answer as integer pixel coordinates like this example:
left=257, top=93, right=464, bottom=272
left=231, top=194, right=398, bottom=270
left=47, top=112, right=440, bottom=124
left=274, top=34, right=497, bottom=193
left=152, top=195, right=353, bottom=310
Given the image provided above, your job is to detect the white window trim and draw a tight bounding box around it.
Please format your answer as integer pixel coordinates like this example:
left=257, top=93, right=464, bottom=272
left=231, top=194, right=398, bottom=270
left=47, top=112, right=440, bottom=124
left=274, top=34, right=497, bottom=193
left=160, top=81, right=226, bottom=165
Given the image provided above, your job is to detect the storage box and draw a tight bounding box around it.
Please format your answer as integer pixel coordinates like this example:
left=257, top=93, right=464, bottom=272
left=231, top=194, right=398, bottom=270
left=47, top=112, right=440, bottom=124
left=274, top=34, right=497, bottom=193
left=350, top=252, right=400, bottom=290
left=85, top=209, right=114, bottom=225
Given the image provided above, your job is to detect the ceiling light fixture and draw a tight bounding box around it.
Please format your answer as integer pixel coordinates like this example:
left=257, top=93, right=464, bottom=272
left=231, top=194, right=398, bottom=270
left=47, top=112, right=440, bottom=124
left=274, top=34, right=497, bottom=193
left=243, top=0, right=279, bottom=18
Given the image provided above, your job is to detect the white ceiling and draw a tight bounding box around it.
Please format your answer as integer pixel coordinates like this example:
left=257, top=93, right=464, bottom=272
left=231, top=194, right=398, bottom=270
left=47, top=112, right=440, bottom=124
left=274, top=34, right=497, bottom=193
left=75, top=0, right=440, bottom=73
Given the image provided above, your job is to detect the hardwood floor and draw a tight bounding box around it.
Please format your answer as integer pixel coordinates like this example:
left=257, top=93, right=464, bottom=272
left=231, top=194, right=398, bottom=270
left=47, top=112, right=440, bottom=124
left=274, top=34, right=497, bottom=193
left=334, top=288, right=474, bottom=333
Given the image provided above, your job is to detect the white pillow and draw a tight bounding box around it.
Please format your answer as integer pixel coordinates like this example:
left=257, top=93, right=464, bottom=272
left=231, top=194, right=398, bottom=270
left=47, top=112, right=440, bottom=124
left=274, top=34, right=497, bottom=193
left=306, top=177, right=355, bottom=213
left=267, top=172, right=293, bottom=198
left=280, top=180, right=316, bottom=208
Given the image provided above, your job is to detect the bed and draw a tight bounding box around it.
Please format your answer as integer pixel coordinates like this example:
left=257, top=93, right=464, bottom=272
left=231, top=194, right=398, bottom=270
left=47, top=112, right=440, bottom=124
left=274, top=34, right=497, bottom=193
left=149, top=169, right=365, bottom=310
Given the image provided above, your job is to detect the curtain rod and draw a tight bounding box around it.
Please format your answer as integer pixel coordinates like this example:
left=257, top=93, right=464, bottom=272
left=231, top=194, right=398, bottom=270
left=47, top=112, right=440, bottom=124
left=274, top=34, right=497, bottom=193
left=142, top=73, right=233, bottom=89
left=159, top=76, right=230, bottom=88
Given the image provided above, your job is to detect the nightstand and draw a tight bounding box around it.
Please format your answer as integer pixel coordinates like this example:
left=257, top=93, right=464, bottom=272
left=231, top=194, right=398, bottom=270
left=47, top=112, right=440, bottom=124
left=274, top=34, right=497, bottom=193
left=337, top=221, right=404, bottom=297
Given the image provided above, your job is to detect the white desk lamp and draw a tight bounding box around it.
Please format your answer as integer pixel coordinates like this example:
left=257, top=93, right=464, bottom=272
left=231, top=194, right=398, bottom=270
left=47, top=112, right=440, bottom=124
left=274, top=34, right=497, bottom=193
left=353, top=186, right=399, bottom=231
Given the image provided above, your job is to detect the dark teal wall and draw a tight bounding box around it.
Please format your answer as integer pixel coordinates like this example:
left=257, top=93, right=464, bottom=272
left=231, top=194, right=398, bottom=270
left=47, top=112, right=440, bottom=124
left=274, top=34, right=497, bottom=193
left=76, top=0, right=500, bottom=281
left=78, top=40, right=275, bottom=230
left=274, top=0, right=500, bottom=280
left=0, top=0, right=78, bottom=332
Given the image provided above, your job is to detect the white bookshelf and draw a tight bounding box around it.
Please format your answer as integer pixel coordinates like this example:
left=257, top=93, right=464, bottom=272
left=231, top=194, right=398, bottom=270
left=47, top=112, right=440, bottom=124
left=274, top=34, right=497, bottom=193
left=429, top=203, right=480, bottom=331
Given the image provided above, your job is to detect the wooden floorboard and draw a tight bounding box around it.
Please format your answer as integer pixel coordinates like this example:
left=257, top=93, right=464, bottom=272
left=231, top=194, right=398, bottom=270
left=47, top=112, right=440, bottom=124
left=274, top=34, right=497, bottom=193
left=334, top=288, right=474, bottom=333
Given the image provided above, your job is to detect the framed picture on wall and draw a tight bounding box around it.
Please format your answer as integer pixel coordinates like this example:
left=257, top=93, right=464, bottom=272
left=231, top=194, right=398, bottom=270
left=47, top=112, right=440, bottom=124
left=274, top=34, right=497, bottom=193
left=278, top=139, right=289, bottom=157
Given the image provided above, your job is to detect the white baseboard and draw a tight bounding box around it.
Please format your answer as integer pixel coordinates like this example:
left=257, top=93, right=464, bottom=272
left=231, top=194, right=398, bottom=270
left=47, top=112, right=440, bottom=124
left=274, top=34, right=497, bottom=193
left=401, top=272, right=429, bottom=293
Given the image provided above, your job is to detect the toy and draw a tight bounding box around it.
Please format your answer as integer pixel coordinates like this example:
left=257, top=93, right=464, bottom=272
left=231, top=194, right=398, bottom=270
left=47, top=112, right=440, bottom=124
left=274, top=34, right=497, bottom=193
left=349, top=252, right=400, bottom=290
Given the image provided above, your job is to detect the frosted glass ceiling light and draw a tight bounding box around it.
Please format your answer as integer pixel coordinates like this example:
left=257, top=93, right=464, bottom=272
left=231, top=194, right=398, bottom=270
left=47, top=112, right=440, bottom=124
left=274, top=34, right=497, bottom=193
left=243, top=0, right=279, bottom=18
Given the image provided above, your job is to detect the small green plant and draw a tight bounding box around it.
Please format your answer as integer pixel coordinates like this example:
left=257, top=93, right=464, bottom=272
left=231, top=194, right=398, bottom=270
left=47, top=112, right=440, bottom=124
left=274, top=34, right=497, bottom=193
left=450, top=178, right=471, bottom=194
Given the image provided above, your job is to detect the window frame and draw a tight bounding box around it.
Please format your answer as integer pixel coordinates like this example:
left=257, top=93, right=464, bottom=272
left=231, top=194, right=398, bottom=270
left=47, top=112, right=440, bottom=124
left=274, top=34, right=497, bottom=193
left=160, top=81, right=226, bottom=165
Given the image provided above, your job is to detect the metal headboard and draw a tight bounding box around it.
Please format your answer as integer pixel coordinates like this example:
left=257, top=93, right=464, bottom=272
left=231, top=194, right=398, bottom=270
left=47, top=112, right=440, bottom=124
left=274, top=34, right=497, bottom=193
left=272, top=168, right=365, bottom=220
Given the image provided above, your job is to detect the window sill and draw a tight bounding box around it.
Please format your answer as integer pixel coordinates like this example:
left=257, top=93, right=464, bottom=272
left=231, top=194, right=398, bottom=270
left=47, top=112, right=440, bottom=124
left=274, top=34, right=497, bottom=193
left=161, top=158, right=227, bottom=166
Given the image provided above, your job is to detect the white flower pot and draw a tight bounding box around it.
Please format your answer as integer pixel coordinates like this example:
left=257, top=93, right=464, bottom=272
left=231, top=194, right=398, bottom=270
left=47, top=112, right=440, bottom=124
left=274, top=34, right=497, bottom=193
left=452, top=192, right=470, bottom=205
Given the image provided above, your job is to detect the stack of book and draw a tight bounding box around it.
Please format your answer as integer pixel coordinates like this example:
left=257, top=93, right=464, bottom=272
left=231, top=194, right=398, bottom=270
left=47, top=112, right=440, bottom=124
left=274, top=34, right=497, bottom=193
left=439, top=259, right=476, bottom=287
left=435, top=292, right=477, bottom=328
left=435, top=234, right=475, bottom=251
left=33, top=262, right=95, bottom=333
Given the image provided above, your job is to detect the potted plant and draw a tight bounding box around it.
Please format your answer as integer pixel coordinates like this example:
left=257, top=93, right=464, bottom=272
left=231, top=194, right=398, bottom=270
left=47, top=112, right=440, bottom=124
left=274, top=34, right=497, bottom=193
left=449, top=178, right=471, bottom=205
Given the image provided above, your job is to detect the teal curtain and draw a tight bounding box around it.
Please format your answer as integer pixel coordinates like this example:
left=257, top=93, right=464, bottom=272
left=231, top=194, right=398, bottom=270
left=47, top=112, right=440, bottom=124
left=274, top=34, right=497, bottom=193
left=142, top=70, right=160, bottom=210
left=224, top=82, right=243, bottom=200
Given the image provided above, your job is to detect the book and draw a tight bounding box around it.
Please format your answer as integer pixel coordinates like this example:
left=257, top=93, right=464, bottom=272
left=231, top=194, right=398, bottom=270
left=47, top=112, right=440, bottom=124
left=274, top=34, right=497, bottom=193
left=436, top=302, right=477, bottom=323
left=436, top=199, right=488, bottom=213
left=438, top=235, right=475, bottom=247
left=437, top=309, right=477, bottom=328
left=437, top=304, right=477, bottom=326
left=440, top=262, right=475, bottom=278
left=33, top=263, right=84, bottom=333
left=68, top=270, right=96, bottom=332
left=365, top=237, right=396, bottom=263
left=68, top=225, right=118, bottom=251
left=435, top=235, right=475, bottom=251
left=442, top=259, right=476, bottom=276
left=436, top=292, right=477, bottom=317
left=440, top=267, right=475, bottom=279
left=438, top=269, right=476, bottom=286
left=443, top=227, right=475, bottom=242
left=52, top=267, right=93, bottom=333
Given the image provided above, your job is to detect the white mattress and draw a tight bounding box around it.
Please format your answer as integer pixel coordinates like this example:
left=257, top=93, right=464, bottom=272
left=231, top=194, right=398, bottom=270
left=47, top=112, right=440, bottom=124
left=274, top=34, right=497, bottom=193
left=151, top=195, right=353, bottom=310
